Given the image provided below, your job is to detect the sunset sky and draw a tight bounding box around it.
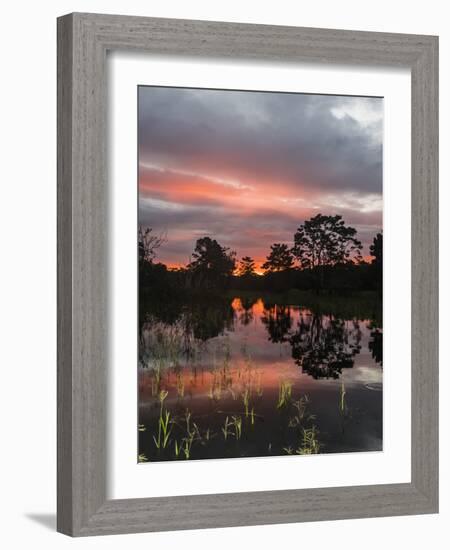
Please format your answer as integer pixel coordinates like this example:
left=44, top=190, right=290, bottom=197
left=138, top=86, right=382, bottom=271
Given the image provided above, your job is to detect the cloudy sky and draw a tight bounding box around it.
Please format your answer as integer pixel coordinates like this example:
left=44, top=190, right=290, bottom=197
left=138, top=86, right=383, bottom=271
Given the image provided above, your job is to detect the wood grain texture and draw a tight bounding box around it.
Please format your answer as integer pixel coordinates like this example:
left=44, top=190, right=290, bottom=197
left=57, top=12, right=439, bottom=537
left=57, top=13, right=74, bottom=535
left=410, top=36, right=439, bottom=506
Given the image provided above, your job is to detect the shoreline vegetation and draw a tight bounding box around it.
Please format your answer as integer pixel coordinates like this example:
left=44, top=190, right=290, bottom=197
left=139, top=213, right=382, bottom=324
left=138, top=214, right=383, bottom=462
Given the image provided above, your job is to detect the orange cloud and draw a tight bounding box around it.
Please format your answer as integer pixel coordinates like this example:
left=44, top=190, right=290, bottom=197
left=139, top=164, right=381, bottom=268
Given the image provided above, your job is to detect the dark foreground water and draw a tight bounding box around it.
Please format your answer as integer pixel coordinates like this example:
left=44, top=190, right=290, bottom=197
left=138, top=293, right=382, bottom=462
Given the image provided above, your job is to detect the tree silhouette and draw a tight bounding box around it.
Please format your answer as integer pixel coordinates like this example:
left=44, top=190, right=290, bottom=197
left=292, top=214, right=362, bottom=269
left=237, top=256, right=256, bottom=277
left=369, top=233, right=383, bottom=291
left=188, top=237, right=236, bottom=289
left=370, top=233, right=382, bottom=266
left=138, top=225, right=166, bottom=263
left=262, top=243, right=294, bottom=272
left=289, top=314, right=361, bottom=379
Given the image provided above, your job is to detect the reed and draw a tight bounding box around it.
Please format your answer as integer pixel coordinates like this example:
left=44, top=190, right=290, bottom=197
left=151, top=366, right=162, bottom=396
left=228, top=387, right=238, bottom=400
left=222, top=416, right=231, bottom=440
left=288, top=396, right=313, bottom=428
left=182, top=433, right=194, bottom=459
left=283, top=426, right=321, bottom=455
left=140, top=318, right=204, bottom=370
left=242, top=388, right=250, bottom=417
left=277, top=380, right=293, bottom=408
left=339, top=381, right=347, bottom=414
left=152, top=390, right=173, bottom=450
left=171, top=409, right=197, bottom=459
left=174, top=439, right=181, bottom=458
left=184, top=409, right=192, bottom=435
left=297, top=426, right=321, bottom=454
left=231, top=415, right=242, bottom=440
left=208, top=372, right=222, bottom=401
left=255, top=371, right=263, bottom=397
left=176, top=372, right=185, bottom=398
left=162, top=410, right=173, bottom=448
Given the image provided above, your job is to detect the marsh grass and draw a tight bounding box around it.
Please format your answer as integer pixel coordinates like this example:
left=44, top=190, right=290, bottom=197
left=140, top=318, right=204, bottom=370
left=174, top=439, right=181, bottom=457
left=242, top=388, right=250, bottom=417
left=221, top=415, right=243, bottom=441
left=172, top=410, right=198, bottom=459
left=141, top=362, right=322, bottom=461
left=277, top=380, right=293, bottom=408
left=208, top=371, right=222, bottom=401
left=150, top=366, right=162, bottom=396
left=298, top=426, right=321, bottom=454
left=283, top=393, right=321, bottom=455
left=222, top=416, right=231, bottom=440
left=141, top=366, right=322, bottom=461
left=255, top=371, right=263, bottom=396
left=153, top=408, right=215, bottom=460
left=152, top=390, right=173, bottom=450
left=284, top=426, right=321, bottom=455
left=182, top=433, right=194, bottom=459
left=176, top=372, right=185, bottom=398
left=231, top=416, right=242, bottom=440
left=288, top=396, right=314, bottom=428
left=139, top=314, right=338, bottom=461
left=339, top=381, right=347, bottom=415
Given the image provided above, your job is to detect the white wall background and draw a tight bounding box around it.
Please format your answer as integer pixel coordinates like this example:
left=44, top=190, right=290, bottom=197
left=0, top=1, right=447, bottom=548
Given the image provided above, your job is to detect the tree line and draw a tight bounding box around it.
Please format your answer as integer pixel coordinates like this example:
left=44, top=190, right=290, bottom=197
left=139, top=214, right=382, bottom=300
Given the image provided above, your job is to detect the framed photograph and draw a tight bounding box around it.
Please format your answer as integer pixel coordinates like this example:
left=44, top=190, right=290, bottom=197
left=57, top=13, right=438, bottom=536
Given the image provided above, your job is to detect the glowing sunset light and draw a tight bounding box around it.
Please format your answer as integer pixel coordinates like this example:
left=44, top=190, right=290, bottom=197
left=139, top=86, right=382, bottom=268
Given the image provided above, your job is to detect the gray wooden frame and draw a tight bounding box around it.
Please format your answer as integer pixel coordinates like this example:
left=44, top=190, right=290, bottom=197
left=57, top=12, right=438, bottom=537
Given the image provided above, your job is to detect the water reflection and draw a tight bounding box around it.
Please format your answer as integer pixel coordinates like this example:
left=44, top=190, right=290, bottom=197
left=261, top=304, right=293, bottom=344
left=238, top=296, right=258, bottom=326
left=369, top=327, right=383, bottom=365
left=290, top=315, right=361, bottom=379
left=138, top=293, right=383, bottom=461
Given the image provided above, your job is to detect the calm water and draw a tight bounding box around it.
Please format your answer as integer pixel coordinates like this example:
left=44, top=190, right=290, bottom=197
left=138, top=295, right=382, bottom=462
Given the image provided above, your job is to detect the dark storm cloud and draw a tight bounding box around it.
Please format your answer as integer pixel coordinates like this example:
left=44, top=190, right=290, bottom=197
left=138, top=87, right=382, bottom=196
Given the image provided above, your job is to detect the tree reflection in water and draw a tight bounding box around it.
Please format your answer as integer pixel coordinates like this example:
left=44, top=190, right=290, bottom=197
left=369, top=328, right=383, bottom=365
left=261, top=303, right=292, bottom=344
left=140, top=294, right=381, bottom=380
left=237, top=296, right=258, bottom=326
left=183, top=297, right=235, bottom=341
left=288, top=314, right=362, bottom=379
